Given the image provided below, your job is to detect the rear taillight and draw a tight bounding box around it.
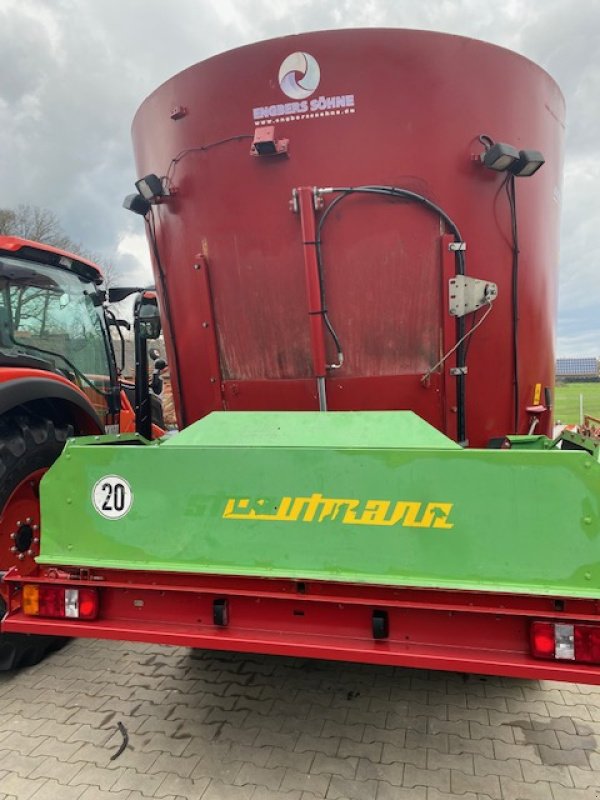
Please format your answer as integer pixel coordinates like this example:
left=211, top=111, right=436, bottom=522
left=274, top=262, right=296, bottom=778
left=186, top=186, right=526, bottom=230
left=22, top=585, right=98, bottom=620
left=531, top=621, right=600, bottom=664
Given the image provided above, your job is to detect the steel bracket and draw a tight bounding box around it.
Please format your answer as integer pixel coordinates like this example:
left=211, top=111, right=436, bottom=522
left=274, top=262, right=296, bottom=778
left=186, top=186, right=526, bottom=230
left=449, top=276, right=498, bottom=317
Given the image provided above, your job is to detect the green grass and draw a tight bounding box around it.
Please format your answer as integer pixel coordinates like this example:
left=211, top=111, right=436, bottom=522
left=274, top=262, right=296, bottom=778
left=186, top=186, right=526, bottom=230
left=554, top=382, right=600, bottom=425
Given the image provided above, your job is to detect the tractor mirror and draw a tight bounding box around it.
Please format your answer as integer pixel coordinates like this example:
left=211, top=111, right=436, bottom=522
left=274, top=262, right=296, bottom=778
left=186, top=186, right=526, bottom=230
left=138, top=298, right=161, bottom=340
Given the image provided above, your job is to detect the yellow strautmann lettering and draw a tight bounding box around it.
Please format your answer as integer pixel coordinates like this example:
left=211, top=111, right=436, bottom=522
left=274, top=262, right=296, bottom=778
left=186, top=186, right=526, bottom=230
left=223, top=494, right=453, bottom=529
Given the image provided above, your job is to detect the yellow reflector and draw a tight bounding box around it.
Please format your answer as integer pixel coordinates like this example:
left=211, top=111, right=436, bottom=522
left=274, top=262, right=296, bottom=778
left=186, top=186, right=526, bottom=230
left=22, top=585, right=40, bottom=616
left=533, top=383, right=542, bottom=405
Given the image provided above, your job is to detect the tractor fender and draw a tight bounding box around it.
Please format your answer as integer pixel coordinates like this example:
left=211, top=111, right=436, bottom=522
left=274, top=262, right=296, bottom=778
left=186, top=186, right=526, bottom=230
left=0, top=376, right=103, bottom=434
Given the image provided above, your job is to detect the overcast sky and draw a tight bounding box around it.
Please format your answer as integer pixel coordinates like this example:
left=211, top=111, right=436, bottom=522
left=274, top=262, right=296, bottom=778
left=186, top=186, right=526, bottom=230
left=1, top=0, right=598, bottom=356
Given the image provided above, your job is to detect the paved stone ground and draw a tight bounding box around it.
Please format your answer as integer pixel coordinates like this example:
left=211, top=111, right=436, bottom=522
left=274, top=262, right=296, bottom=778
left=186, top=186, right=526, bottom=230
left=1, top=639, right=600, bottom=799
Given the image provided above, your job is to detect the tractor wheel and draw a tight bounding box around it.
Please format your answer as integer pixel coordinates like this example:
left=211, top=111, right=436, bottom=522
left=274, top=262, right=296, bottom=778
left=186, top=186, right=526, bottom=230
left=0, top=411, right=72, bottom=670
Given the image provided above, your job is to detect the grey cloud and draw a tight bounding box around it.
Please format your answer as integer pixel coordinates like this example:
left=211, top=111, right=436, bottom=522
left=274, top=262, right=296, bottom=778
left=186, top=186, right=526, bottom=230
left=0, top=0, right=598, bottom=356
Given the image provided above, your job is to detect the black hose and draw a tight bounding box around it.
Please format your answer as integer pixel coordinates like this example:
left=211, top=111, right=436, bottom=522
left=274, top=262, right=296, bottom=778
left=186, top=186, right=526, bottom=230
left=505, top=175, right=519, bottom=432
left=315, top=186, right=467, bottom=443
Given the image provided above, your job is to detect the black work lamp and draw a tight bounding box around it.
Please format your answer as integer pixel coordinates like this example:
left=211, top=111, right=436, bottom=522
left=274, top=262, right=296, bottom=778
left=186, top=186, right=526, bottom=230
left=123, top=193, right=151, bottom=216
left=135, top=174, right=165, bottom=201
left=480, top=141, right=520, bottom=172
left=509, top=150, right=545, bottom=177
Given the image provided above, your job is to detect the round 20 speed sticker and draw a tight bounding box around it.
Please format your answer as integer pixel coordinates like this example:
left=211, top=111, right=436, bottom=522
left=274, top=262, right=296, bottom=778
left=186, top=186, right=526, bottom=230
left=92, top=476, right=133, bottom=519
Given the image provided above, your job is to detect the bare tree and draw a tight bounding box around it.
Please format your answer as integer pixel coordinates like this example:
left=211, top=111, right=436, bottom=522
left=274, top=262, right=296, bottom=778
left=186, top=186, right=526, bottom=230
left=0, top=203, right=122, bottom=287
left=0, top=204, right=84, bottom=255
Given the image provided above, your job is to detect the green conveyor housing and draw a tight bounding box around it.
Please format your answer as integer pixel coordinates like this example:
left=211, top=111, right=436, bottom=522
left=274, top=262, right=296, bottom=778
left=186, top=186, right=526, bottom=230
left=38, top=411, right=600, bottom=599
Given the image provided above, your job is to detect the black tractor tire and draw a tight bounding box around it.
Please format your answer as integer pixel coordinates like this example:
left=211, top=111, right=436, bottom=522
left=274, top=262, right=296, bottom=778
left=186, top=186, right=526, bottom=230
left=0, top=410, right=73, bottom=670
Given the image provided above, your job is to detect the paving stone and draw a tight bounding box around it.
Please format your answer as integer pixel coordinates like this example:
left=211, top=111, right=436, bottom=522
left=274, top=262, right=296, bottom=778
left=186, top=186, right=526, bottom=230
left=546, top=703, right=592, bottom=721
left=538, top=744, right=589, bottom=767
left=557, top=730, right=599, bottom=750
left=380, top=742, right=427, bottom=768
left=550, top=786, right=600, bottom=800
left=69, top=763, right=125, bottom=790
left=0, top=774, right=47, bottom=800
left=338, top=737, right=382, bottom=761
left=449, top=705, right=489, bottom=724
left=295, top=733, right=339, bottom=756
left=265, top=747, right=314, bottom=771
left=155, top=773, right=210, bottom=797
left=521, top=760, right=575, bottom=787
left=78, top=789, right=131, bottom=800
left=403, top=764, right=451, bottom=792
left=0, top=714, right=50, bottom=734
left=139, top=732, right=190, bottom=756
left=234, top=763, right=286, bottom=790
left=428, top=691, right=468, bottom=709
left=0, top=749, right=38, bottom=777
left=505, top=698, right=548, bottom=715
left=255, top=728, right=298, bottom=749
left=28, top=756, right=82, bottom=783
left=201, top=782, right=255, bottom=800
left=321, top=719, right=363, bottom=743
left=448, top=733, right=494, bottom=757
left=355, top=758, right=405, bottom=785
left=429, top=718, right=470, bottom=738
left=30, top=736, right=84, bottom=761
left=191, top=754, right=243, bottom=782
left=281, top=767, right=331, bottom=795
left=362, top=725, right=406, bottom=745
left=280, top=716, right=324, bottom=735
left=499, top=776, right=553, bottom=800
left=531, top=714, right=577, bottom=734
left=2, top=732, right=49, bottom=756
left=512, top=725, right=560, bottom=748
left=375, top=783, right=426, bottom=799
left=493, top=739, right=542, bottom=764
left=427, top=749, right=474, bottom=774
left=29, top=779, right=86, bottom=800
left=250, top=789, right=302, bottom=800
left=569, top=766, right=600, bottom=789
left=326, top=775, right=377, bottom=799
left=112, top=767, right=167, bottom=794
left=243, top=712, right=285, bottom=732
left=311, top=753, right=358, bottom=780
left=450, top=769, right=501, bottom=799
left=474, top=754, right=522, bottom=779
left=427, top=790, right=478, bottom=800
left=146, top=751, right=201, bottom=777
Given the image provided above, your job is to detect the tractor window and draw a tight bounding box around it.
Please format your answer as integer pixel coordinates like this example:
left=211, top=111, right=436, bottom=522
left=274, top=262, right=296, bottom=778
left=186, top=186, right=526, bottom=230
left=0, top=257, right=114, bottom=407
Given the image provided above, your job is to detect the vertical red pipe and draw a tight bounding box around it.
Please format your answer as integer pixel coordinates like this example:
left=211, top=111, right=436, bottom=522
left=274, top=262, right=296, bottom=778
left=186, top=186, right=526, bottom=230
left=297, top=187, right=328, bottom=380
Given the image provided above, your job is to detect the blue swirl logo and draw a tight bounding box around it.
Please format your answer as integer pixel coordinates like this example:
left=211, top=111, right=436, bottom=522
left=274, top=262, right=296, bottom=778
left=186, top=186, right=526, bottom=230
left=278, top=52, right=321, bottom=100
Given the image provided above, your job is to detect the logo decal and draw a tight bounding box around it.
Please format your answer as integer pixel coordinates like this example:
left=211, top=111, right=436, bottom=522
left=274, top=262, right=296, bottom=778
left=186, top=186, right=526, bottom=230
left=252, top=52, right=356, bottom=126
left=223, top=494, right=453, bottom=529
left=278, top=51, right=321, bottom=100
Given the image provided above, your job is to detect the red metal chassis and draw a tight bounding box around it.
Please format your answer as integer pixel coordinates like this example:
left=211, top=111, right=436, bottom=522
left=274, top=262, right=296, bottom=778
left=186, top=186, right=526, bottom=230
left=4, top=566, right=600, bottom=684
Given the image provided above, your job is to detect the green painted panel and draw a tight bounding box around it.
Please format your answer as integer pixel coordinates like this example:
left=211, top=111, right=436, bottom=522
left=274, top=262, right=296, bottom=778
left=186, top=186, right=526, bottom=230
left=38, top=411, right=600, bottom=598
left=162, top=411, right=461, bottom=450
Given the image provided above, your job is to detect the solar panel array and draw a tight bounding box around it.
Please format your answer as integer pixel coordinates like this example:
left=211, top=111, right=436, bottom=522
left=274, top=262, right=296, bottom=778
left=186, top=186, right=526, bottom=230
left=556, top=357, right=599, bottom=377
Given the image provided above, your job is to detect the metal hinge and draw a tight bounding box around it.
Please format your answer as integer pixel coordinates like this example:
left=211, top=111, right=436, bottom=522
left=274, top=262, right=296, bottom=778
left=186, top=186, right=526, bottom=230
left=449, top=276, right=498, bottom=317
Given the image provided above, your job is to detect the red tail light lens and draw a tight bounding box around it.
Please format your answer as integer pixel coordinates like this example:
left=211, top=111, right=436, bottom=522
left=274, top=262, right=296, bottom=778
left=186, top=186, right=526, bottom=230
left=531, top=621, right=600, bottom=664
left=574, top=625, right=600, bottom=664
left=531, top=621, right=555, bottom=658
left=22, top=585, right=98, bottom=620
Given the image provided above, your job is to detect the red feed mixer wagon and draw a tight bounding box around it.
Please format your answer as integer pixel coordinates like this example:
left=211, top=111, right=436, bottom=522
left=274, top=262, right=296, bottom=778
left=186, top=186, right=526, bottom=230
left=130, top=28, right=562, bottom=444
left=10, top=30, right=600, bottom=684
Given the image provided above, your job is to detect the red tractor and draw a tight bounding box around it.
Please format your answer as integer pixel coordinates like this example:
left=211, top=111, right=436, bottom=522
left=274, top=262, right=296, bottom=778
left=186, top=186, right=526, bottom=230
left=0, top=235, right=162, bottom=668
